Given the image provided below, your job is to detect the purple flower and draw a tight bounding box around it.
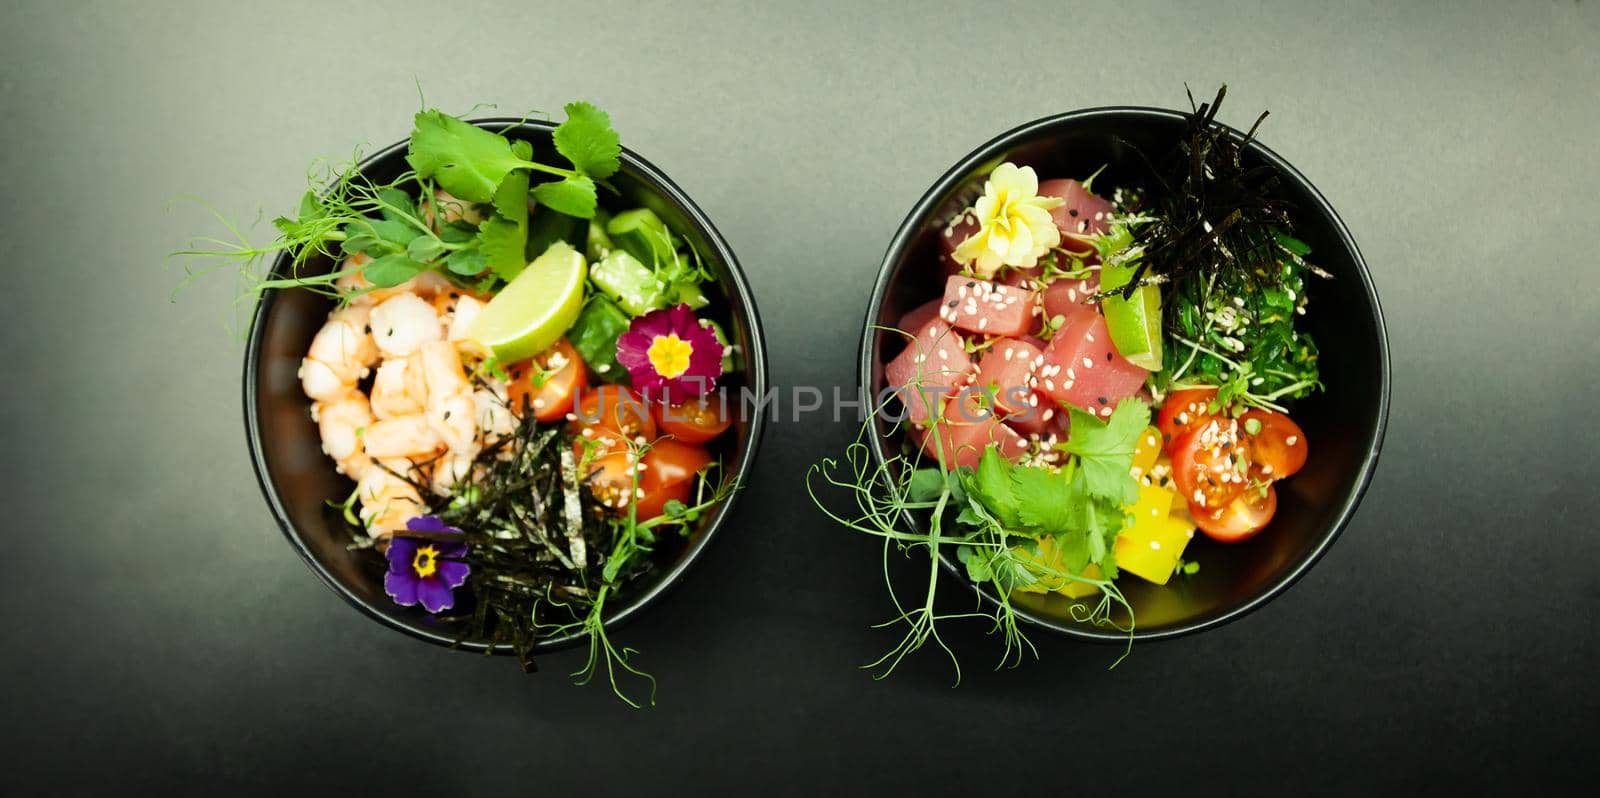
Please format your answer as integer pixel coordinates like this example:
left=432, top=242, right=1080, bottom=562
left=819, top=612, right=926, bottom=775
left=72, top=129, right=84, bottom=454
left=384, top=515, right=471, bottom=614
left=615, top=304, right=723, bottom=402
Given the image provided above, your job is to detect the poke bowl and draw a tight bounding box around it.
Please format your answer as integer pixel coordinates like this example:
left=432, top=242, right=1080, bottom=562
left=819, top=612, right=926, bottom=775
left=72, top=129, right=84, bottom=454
left=240, top=111, right=768, bottom=686
left=855, top=96, right=1388, bottom=645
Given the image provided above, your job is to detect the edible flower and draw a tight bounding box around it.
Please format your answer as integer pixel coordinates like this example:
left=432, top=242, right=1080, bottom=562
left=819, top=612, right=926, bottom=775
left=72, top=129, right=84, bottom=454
left=615, top=303, right=723, bottom=401
left=384, top=515, right=471, bottom=613
left=952, top=162, right=1064, bottom=278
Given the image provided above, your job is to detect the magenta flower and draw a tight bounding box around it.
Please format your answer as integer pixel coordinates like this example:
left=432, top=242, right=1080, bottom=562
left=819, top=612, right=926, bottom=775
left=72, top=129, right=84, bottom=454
left=615, top=303, right=723, bottom=401
left=384, top=515, right=470, bottom=614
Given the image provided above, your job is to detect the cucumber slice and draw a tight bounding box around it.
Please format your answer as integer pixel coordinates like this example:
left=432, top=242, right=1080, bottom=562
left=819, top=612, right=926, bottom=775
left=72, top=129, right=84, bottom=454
left=606, top=208, right=676, bottom=267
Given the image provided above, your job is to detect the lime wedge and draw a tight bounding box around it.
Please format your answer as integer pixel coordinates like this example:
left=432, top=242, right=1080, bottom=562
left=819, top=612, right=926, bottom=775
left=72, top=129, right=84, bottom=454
left=468, top=241, right=588, bottom=364
left=1102, top=283, right=1163, bottom=371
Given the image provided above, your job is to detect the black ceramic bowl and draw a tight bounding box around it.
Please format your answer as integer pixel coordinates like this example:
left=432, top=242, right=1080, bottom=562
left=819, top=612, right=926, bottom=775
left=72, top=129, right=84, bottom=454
left=245, top=118, right=767, bottom=653
left=862, top=107, right=1388, bottom=641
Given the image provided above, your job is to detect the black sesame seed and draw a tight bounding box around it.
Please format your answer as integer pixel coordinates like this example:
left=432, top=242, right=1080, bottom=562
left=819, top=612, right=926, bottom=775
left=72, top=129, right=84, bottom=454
left=966, top=281, right=975, bottom=289
left=1097, top=396, right=1107, bottom=405
left=1106, top=352, right=1113, bottom=361
left=1068, top=208, right=1079, bottom=217
left=947, top=300, right=958, bottom=308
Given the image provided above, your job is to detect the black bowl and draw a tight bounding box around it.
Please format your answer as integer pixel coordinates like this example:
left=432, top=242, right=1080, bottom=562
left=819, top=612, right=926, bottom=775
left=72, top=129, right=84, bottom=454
left=245, top=118, right=767, bottom=653
left=861, top=107, right=1388, bottom=641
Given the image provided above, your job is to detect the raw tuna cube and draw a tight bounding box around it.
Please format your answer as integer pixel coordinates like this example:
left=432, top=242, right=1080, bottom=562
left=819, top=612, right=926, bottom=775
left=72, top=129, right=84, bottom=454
left=1039, top=274, right=1101, bottom=331
left=1003, top=391, right=1063, bottom=437
left=1038, top=178, right=1112, bottom=252
left=920, top=392, right=1028, bottom=470
left=999, top=264, right=1043, bottom=289
left=897, top=299, right=944, bottom=336
left=973, top=338, right=1044, bottom=417
left=937, top=275, right=1035, bottom=338
left=885, top=321, right=973, bottom=426
left=1037, top=312, right=1150, bottom=416
left=938, top=211, right=981, bottom=276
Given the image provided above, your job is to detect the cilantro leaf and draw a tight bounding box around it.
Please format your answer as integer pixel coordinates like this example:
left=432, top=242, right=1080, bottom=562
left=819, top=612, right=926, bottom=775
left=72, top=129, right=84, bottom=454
left=478, top=215, right=528, bottom=282
left=494, top=141, right=534, bottom=224
left=554, top=101, right=621, bottom=179
left=531, top=173, right=598, bottom=219
left=406, top=109, right=532, bottom=204
left=1059, top=399, right=1149, bottom=505
left=966, top=447, right=1021, bottom=527
left=362, top=253, right=425, bottom=288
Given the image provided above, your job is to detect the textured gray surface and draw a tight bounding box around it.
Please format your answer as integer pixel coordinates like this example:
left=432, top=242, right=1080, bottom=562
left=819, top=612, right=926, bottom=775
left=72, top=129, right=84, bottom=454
left=2, top=0, right=1597, bottom=792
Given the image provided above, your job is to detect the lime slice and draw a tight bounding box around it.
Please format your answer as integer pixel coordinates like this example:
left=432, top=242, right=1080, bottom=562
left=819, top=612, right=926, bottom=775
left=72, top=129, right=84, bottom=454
left=1102, top=283, right=1163, bottom=371
left=468, top=241, right=588, bottom=363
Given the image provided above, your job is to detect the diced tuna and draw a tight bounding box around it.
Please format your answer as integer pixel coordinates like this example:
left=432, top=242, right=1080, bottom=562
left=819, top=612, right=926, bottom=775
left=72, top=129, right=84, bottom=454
left=885, top=320, right=974, bottom=426
left=973, top=338, right=1043, bottom=417
left=937, top=275, right=1035, bottom=338
left=897, top=299, right=944, bottom=335
left=1038, top=178, right=1113, bottom=253
left=938, top=211, right=981, bottom=276
left=920, top=391, right=1028, bottom=470
left=1037, top=311, right=1150, bottom=415
left=1039, top=274, right=1101, bottom=332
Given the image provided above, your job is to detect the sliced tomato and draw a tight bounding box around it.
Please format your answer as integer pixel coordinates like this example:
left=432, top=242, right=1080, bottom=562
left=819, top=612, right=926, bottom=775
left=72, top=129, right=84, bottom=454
left=1193, top=485, right=1277, bottom=542
left=571, top=385, right=656, bottom=441
left=1240, top=409, right=1308, bottom=481
left=583, top=439, right=713, bottom=521
left=1157, top=387, right=1220, bottom=449
left=653, top=395, right=733, bottom=445
left=507, top=339, right=586, bottom=423
left=1169, top=418, right=1251, bottom=511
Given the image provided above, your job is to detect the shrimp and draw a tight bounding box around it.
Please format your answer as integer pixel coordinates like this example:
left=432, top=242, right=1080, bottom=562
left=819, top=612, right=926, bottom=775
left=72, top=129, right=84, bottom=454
left=418, top=340, right=469, bottom=404
left=427, top=390, right=478, bottom=454
left=314, top=390, right=374, bottom=479
left=473, top=381, right=517, bottom=444
left=298, top=357, right=349, bottom=402
left=337, top=254, right=452, bottom=304
left=430, top=447, right=480, bottom=496
left=307, top=318, right=378, bottom=382
left=362, top=414, right=444, bottom=458
left=369, top=358, right=425, bottom=420
left=370, top=293, right=442, bottom=358
left=334, top=253, right=376, bottom=305
left=357, top=459, right=424, bottom=535
left=447, top=295, right=487, bottom=357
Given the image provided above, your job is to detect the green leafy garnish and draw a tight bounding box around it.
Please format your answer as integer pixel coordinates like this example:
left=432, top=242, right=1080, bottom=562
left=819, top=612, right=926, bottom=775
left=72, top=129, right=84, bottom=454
left=552, top=101, right=621, bottom=180
left=531, top=173, right=598, bottom=219
left=407, top=110, right=532, bottom=204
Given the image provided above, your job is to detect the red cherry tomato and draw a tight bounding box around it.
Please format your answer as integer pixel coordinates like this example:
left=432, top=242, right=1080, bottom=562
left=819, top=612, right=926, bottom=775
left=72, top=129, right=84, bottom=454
left=1240, top=409, right=1308, bottom=481
left=1169, top=417, right=1251, bottom=511
left=1193, top=484, right=1278, bottom=542
left=571, top=385, right=656, bottom=442
left=581, top=439, right=713, bottom=522
left=1157, top=388, right=1220, bottom=449
left=507, top=339, right=586, bottom=423
left=653, top=395, right=733, bottom=445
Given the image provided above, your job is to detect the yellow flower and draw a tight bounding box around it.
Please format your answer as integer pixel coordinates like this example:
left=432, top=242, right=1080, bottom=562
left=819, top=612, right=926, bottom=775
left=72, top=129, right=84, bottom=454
left=952, top=162, right=1064, bottom=278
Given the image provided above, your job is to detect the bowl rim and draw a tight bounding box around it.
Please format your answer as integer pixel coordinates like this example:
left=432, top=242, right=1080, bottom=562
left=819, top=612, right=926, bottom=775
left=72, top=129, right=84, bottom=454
left=243, top=117, right=769, bottom=654
left=857, top=105, right=1390, bottom=642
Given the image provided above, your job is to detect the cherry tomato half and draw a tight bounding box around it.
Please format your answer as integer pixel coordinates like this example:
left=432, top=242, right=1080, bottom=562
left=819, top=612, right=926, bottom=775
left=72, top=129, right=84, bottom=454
left=1240, top=409, right=1308, bottom=481
left=1170, top=417, right=1252, bottom=511
left=653, top=394, right=734, bottom=445
left=582, top=439, right=713, bottom=522
left=1157, top=387, right=1221, bottom=449
left=570, top=385, right=656, bottom=442
left=1193, top=484, right=1278, bottom=542
left=507, top=339, right=587, bottom=423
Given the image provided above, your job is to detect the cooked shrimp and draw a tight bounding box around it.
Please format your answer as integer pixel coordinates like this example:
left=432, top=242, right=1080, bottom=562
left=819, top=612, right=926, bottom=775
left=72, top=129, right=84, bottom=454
left=357, top=460, right=424, bottom=535
left=473, top=382, right=517, bottom=443
left=370, top=293, right=443, bottom=358
left=362, top=414, right=444, bottom=458
left=369, top=358, right=425, bottom=420
left=298, top=357, right=349, bottom=402
left=306, top=318, right=378, bottom=383
left=447, top=295, right=487, bottom=357
left=418, top=340, right=469, bottom=404
left=430, top=448, right=480, bottom=496
left=313, top=390, right=374, bottom=475
left=427, top=390, right=478, bottom=453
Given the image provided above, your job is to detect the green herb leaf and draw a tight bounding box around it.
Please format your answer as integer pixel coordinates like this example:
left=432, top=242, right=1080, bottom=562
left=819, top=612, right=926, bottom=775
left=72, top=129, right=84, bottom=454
left=443, top=248, right=487, bottom=276
left=376, top=187, right=418, bottom=224
left=406, top=109, right=531, bottom=204
left=406, top=236, right=446, bottom=263
left=531, top=174, right=598, bottom=219
left=362, top=253, right=425, bottom=287
left=1059, top=399, right=1149, bottom=505
left=478, top=215, right=528, bottom=282
left=438, top=221, right=479, bottom=244
left=554, top=101, right=621, bottom=179
left=906, top=469, right=947, bottom=503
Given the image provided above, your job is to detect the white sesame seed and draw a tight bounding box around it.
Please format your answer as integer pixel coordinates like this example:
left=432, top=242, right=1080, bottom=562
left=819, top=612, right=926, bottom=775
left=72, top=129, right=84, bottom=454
left=1286, top=435, right=1298, bottom=446
left=1149, top=540, right=1161, bottom=550
left=1193, top=489, right=1205, bottom=504
left=1081, top=357, right=1093, bottom=369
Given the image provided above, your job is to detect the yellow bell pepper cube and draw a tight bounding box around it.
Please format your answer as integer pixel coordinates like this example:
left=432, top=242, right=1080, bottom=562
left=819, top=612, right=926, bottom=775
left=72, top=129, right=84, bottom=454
left=1130, top=426, right=1163, bottom=480
left=1114, top=514, right=1196, bottom=585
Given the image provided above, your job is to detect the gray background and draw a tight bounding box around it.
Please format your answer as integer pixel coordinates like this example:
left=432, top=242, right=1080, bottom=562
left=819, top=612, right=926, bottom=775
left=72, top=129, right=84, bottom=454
left=2, top=0, right=1596, bottom=793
